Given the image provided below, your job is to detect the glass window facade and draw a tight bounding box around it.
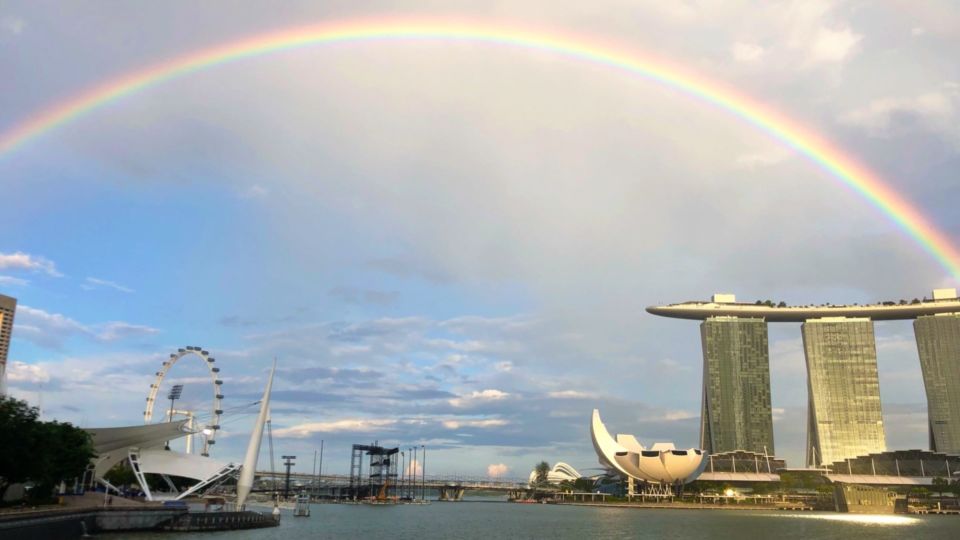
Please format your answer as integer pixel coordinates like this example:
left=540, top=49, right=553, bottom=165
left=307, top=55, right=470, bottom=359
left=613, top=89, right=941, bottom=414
left=914, top=314, right=960, bottom=454
left=699, top=317, right=774, bottom=455
left=802, top=318, right=886, bottom=467
left=0, top=294, right=16, bottom=395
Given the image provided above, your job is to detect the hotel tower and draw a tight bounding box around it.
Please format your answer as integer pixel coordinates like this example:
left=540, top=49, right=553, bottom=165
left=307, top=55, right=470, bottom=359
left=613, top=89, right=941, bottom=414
left=0, top=293, right=16, bottom=395
left=648, top=289, right=960, bottom=467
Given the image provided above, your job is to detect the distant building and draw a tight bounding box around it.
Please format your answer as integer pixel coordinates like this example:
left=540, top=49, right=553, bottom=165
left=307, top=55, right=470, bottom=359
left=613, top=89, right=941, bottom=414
left=915, top=309, right=960, bottom=454
left=802, top=317, right=886, bottom=467
left=0, top=293, right=16, bottom=395
left=528, top=462, right=581, bottom=486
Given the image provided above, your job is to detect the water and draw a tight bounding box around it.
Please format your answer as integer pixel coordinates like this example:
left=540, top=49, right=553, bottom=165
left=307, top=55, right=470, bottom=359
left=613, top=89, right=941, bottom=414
left=111, top=502, right=960, bottom=539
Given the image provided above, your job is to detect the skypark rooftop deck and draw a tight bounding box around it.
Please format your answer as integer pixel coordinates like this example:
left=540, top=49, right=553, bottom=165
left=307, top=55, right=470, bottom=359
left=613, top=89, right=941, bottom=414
left=647, top=291, right=960, bottom=322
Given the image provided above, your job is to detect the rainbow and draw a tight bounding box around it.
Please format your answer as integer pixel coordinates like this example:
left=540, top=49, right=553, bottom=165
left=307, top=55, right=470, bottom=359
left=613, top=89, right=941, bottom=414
left=1, top=18, right=958, bottom=280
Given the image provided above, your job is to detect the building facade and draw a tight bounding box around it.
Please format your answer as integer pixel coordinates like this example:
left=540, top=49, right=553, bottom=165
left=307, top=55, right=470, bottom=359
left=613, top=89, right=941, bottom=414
left=802, top=317, right=886, bottom=467
left=0, top=294, right=16, bottom=395
left=914, top=313, right=960, bottom=454
left=699, top=316, right=775, bottom=455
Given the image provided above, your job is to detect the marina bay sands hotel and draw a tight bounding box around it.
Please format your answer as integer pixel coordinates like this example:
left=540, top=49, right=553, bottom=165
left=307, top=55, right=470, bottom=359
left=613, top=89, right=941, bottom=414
left=647, top=288, right=960, bottom=468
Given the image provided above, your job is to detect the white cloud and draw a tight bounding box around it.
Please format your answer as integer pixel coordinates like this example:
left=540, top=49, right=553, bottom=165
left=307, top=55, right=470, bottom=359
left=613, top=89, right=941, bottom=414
left=0, top=251, right=62, bottom=277
left=0, top=16, right=25, bottom=35
left=547, top=390, right=592, bottom=399
left=96, top=322, right=160, bottom=342
left=0, top=275, right=29, bottom=286
left=14, top=305, right=159, bottom=348
left=487, top=463, right=510, bottom=477
left=441, top=418, right=509, bottom=429
left=238, top=184, right=269, bottom=199
left=807, top=26, right=861, bottom=64
left=6, top=361, right=50, bottom=384
left=911, top=27, right=926, bottom=37
left=405, top=459, right=422, bottom=476
left=84, top=277, right=134, bottom=293
left=448, top=389, right=510, bottom=407
left=494, top=361, right=513, bottom=372
left=660, top=410, right=698, bottom=421
left=840, top=83, right=960, bottom=140
left=731, top=42, right=765, bottom=63
left=734, top=148, right=792, bottom=169
left=272, top=418, right=397, bottom=438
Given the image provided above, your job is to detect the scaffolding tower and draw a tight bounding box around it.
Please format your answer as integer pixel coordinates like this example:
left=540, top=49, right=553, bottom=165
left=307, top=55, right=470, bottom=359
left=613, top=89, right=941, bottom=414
left=348, top=443, right=399, bottom=500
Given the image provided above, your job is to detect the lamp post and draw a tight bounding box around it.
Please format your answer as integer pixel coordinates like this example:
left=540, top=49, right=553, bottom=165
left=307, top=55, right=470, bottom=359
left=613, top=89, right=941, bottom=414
left=164, top=384, right=183, bottom=450
left=421, top=445, right=426, bottom=502
left=282, top=455, right=296, bottom=499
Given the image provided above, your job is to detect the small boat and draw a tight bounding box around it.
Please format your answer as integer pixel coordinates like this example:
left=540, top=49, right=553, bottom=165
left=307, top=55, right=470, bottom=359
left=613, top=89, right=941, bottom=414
left=293, top=491, right=311, bottom=517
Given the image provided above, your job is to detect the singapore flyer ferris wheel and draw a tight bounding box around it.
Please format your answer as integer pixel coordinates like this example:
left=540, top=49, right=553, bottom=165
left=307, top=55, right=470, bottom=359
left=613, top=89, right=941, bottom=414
left=144, top=346, right=223, bottom=457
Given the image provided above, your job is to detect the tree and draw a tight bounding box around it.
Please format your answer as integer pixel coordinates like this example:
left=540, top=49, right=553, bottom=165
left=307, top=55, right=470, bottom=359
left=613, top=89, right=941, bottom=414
left=0, top=396, right=94, bottom=501
left=0, top=397, right=40, bottom=500
left=104, top=461, right=137, bottom=489
left=534, top=461, right=550, bottom=486
left=932, top=477, right=948, bottom=497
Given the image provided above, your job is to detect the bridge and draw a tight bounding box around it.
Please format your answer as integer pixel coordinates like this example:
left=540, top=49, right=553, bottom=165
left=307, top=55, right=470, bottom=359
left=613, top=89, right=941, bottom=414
left=252, top=471, right=535, bottom=501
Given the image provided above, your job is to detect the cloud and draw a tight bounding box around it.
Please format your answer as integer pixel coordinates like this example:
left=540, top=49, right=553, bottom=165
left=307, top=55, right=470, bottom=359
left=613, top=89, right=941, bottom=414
left=448, top=389, right=510, bottom=408
left=731, top=42, right=764, bottom=63
left=0, top=251, right=62, bottom=277
left=441, top=418, right=510, bottom=430
left=238, top=184, right=269, bottom=199
left=273, top=418, right=397, bottom=438
left=13, top=305, right=159, bottom=348
left=839, top=83, right=960, bottom=142
left=0, top=16, right=25, bottom=35
left=546, top=390, right=593, bottom=399
left=83, top=277, right=134, bottom=293
left=0, top=275, right=29, bottom=286
left=6, top=361, right=50, bottom=384
left=14, top=306, right=88, bottom=348
left=734, top=148, right=792, bottom=169
left=487, top=463, right=510, bottom=476
left=807, top=25, right=861, bottom=64
left=96, top=322, right=160, bottom=341
left=328, top=286, right=399, bottom=306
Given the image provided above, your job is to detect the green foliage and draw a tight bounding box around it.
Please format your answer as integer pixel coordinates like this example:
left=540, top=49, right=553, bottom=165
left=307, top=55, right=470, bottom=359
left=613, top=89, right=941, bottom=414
left=534, top=461, right=550, bottom=486
left=104, top=461, right=137, bottom=488
left=0, top=396, right=95, bottom=501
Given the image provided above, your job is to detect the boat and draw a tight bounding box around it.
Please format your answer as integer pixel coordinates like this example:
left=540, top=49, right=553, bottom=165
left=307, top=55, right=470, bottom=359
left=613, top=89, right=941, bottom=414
left=293, top=491, right=311, bottom=517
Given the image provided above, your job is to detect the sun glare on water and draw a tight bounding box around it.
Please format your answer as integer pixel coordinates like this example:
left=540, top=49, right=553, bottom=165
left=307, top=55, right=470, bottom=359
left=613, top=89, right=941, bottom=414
left=780, top=513, right=920, bottom=526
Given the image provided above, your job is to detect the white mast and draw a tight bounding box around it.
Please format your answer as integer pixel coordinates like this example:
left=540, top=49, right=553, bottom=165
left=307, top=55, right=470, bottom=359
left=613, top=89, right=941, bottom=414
left=236, top=359, right=276, bottom=509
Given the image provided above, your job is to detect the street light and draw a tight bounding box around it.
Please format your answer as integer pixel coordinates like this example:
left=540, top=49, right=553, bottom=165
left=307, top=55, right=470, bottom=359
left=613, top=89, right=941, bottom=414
left=282, top=455, right=297, bottom=499
left=167, top=384, right=184, bottom=422
left=164, top=384, right=183, bottom=450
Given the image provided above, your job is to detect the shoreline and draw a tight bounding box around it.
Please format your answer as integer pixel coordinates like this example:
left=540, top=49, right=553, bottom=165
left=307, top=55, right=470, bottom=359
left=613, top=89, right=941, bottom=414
left=553, top=502, right=814, bottom=511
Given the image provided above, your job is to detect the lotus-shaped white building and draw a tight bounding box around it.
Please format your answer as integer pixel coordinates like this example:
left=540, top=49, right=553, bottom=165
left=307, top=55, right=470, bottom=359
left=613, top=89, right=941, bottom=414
left=590, top=409, right=707, bottom=487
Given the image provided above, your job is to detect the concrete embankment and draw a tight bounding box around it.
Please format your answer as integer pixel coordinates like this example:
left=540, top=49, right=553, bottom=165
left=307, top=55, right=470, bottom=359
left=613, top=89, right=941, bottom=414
left=0, top=501, right=278, bottom=538
left=0, top=505, right=185, bottom=540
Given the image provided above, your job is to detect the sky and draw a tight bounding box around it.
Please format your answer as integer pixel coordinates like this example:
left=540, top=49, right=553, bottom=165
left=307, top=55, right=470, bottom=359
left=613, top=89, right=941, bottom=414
left=2, top=1, right=959, bottom=478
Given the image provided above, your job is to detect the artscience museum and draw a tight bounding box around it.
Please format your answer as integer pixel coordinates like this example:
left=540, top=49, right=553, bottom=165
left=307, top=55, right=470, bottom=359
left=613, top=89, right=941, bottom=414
left=590, top=409, right=707, bottom=495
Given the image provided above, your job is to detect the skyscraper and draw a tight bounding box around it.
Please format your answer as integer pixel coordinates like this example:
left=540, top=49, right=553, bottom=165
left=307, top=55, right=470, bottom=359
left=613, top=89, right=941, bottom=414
left=699, top=316, right=775, bottom=455
left=914, top=313, right=960, bottom=454
left=0, top=293, right=16, bottom=395
left=802, top=317, right=886, bottom=467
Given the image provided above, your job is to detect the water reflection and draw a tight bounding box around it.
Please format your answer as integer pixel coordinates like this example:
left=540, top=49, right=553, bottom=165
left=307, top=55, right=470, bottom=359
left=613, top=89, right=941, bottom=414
left=777, top=513, right=920, bottom=526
